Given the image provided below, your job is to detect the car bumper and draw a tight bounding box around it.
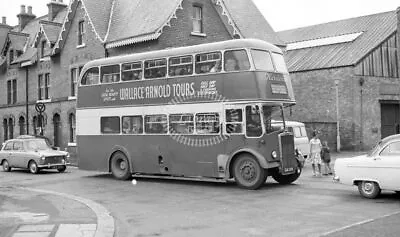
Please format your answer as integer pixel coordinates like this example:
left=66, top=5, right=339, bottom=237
left=38, top=162, right=70, bottom=168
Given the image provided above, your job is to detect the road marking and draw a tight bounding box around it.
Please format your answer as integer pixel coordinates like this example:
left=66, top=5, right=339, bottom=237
left=0, top=212, right=49, bottom=223
left=55, top=224, right=96, bottom=237
left=18, top=224, right=55, bottom=232
left=320, top=210, right=400, bottom=236
left=19, top=187, right=115, bottom=237
left=12, top=233, right=51, bottom=237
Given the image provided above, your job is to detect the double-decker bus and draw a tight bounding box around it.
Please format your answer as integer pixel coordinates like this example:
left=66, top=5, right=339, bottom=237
left=77, top=38, right=301, bottom=189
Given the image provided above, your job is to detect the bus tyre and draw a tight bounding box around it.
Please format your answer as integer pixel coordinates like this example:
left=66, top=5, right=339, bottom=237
left=358, top=181, right=381, bottom=199
left=57, top=165, right=67, bottom=173
left=272, top=166, right=302, bottom=185
left=111, top=152, right=132, bottom=180
left=233, top=154, right=266, bottom=190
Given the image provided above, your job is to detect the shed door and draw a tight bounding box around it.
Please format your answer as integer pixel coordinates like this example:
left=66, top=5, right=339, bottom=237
left=381, top=103, right=400, bottom=138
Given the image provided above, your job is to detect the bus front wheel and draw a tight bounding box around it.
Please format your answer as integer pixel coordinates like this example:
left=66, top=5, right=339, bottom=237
left=233, top=154, right=266, bottom=190
left=110, top=152, right=132, bottom=180
left=272, top=166, right=302, bottom=185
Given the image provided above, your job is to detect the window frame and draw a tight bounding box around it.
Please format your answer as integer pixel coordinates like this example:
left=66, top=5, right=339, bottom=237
left=100, top=116, right=121, bottom=134
left=192, top=5, right=203, bottom=34
left=78, top=20, right=85, bottom=46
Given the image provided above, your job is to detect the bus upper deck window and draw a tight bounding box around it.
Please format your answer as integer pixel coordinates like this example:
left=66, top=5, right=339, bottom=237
left=195, top=52, right=221, bottom=74
left=169, top=56, right=193, bottom=77
left=224, top=50, right=250, bottom=72
left=101, top=65, right=120, bottom=83
left=122, top=62, right=142, bottom=81
left=144, top=59, right=167, bottom=79
left=251, top=49, right=274, bottom=72
left=271, top=53, right=289, bottom=74
left=81, top=67, right=99, bottom=85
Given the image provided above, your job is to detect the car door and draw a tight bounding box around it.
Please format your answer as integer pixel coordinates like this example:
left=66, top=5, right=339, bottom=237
left=12, top=141, right=26, bottom=168
left=375, top=141, right=400, bottom=190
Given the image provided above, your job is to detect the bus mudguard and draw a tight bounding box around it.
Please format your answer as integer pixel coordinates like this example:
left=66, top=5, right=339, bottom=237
left=226, top=148, right=279, bottom=179
left=107, top=145, right=134, bottom=172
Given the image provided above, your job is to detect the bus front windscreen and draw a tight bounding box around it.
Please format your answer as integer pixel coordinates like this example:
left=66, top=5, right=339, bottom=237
left=251, top=49, right=274, bottom=71
left=263, top=105, right=284, bottom=134
left=271, top=53, right=289, bottom=74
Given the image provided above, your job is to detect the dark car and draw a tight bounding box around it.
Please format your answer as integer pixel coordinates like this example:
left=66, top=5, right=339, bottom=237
left=0, top=135, right=69, bottom=174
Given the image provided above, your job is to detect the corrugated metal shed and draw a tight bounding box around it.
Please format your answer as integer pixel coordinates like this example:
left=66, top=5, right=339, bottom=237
left=278, top=11, right=397, bottom=72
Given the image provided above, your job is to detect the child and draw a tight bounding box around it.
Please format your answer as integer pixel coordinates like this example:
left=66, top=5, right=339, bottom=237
left=321, top=141, right=333, bottom=175
left=309, top=131, right=322, bottom=177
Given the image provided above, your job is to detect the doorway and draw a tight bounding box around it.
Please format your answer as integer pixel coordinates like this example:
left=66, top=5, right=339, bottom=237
left=381, top=103, right=400, bottom=138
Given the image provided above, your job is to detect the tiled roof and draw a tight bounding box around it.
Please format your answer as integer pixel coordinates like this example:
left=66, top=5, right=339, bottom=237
left=278, top=11, right=397, bottom=72
left=81, top=0, right=114, bottom=40
left=13, top=47, right=37, bottom=64
left=8, top=32, right=28, bottom=51
left=0, top=25, right=12, bottom=54
left=222, top=0, right=284, bottom=46
left=106, top=0, right=182, bottom=46
left=41, top=22, right=63, bottom=43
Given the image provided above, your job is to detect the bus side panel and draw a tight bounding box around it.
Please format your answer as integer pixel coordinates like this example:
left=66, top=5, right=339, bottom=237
left=77, top=135, right=120, bottom=172
left=165, top=135, right=225, bottom=178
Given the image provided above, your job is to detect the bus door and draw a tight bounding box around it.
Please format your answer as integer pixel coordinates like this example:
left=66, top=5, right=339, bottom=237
left=224, top=104, right=246, bottom=153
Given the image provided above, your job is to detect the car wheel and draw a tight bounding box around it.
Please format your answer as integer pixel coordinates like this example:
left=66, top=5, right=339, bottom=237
left=358, top=181, right=381, bottom=199
left=29, top=161, right=40, bottom=174
left=110, top=152, right=132, bottom=180
left=2, top=160, right=11, bottom=172
left=233, top=154, right=266, bottom=190
left=57, top=165, right=66, bottom=173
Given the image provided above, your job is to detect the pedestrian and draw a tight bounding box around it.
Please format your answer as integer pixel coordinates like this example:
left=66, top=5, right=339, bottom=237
left=321, top=141, right=333, bottom=175
left=309, top=131, right=322, bottom=177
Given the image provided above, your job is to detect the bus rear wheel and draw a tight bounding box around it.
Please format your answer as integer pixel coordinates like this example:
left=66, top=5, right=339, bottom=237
left=233, top=154, right=266, bottom=190
left=272, top=166, right=302, bottom=185
left=110, top=152, right=132, bottom=180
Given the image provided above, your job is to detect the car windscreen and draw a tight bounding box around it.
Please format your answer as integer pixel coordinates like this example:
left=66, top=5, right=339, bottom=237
left=25, top=139, right=51, bottom=151
left=367, top=141, right=382, bottom=157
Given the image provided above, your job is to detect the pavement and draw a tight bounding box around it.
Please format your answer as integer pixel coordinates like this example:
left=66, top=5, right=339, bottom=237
left=0, top=185, right=114, bottom=237
left=0, top=151, right=365, bottom=237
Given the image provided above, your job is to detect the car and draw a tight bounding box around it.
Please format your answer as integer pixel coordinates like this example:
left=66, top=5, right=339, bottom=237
left=272, top=120, right=310, bottom=158
left=0, top=135, right=70, bottom=174
left=333, top=134, right=400, bottom=199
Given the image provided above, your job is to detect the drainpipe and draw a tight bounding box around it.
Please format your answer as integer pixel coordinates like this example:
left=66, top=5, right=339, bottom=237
left=25, top=67, right=29, bottom=133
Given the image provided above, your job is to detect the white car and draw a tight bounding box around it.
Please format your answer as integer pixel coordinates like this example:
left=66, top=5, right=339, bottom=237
left=334, top=134, right=400, bottom=199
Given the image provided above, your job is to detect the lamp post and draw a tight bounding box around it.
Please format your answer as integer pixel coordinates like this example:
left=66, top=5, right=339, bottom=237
left=335, top=79, right=340, bottom=152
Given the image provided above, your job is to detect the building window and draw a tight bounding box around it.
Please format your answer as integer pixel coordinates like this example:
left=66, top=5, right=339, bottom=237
left=41, top=41, right=46, bottom=58
left=78, top=20, right=85, bottom=46
left=38, top=74, right=50, bottom=100
left=69, top=113, right=76, bottom=143
left=7, top=79, right=17, bottom=104
left=8, top=118, right=13, bottom=139
left=18, top=116, right=25, bottom=135
left=9, top=49, right=14, bottom=64
left=71, top=68, right=77, bottom=96
left=192, top=5, right=203, bottom=34
left=33, top=116, right=37, bottom=135
left=3, top=119, right=8, bottom=141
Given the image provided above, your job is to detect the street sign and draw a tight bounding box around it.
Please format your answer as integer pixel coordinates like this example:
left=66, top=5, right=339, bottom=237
left=35, top=102, right=46, bottom=113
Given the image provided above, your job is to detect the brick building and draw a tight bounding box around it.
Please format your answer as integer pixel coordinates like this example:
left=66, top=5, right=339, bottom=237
left=0, top=0, right=282, bottom=159
left=278, top=8, right=400, bottom=150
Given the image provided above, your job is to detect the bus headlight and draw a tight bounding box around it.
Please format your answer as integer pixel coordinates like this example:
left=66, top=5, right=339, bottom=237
left=271, top=151, right=277, bottom=159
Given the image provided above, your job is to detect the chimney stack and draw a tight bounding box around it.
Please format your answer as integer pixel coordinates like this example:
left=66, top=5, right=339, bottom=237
left=2, top=17, right=6, bottom=25
left=47, top=0, right=67, bottom=21
left=17, top=4, right=36, bottom=31
left=20, top=5, right=26, bottom=14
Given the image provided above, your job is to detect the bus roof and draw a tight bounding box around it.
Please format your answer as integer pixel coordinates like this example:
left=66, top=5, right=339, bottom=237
left=83, top=38, right=282, bottom=70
